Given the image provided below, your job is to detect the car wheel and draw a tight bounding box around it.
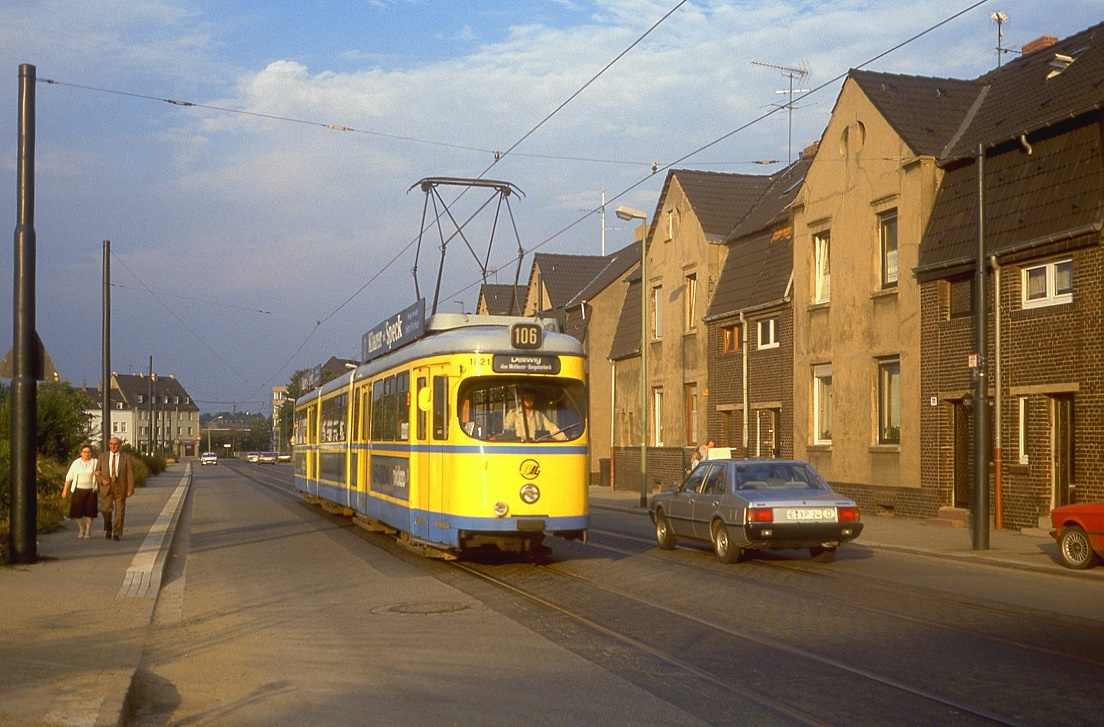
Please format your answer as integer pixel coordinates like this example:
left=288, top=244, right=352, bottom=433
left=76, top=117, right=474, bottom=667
left=654, top=511, right=677, bottom=550
left=1058, top=526, right=1100, bottom=570
left=809, top=545, right=837, bottom=563
left=712, top=521, right=742, bottom=564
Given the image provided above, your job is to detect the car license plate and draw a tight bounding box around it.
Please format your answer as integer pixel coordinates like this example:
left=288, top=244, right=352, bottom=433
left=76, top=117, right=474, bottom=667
left=785, top=508, right=835, bottom=521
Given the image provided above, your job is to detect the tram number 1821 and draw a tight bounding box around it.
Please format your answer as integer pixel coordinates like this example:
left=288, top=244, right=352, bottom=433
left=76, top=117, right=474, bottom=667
left=511, top=322, right=543, bottom=349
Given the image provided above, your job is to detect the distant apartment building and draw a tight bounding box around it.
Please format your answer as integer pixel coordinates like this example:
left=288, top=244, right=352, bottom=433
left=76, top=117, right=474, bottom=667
left=84, top=373, right=201, bottom=458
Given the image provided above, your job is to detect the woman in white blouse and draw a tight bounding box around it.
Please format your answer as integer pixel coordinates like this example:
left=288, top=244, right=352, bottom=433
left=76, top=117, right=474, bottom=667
left=62, top=444, right=99, bottom=539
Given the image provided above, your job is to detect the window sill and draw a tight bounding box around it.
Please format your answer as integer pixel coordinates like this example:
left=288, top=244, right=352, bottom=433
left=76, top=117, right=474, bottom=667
left=807, top=301, right=830, bottom=312
left=869, top=444, right=900, bottom=454
left=871, top=287, right=898, bottom=300
left=807, top=443, right=832, bottom=451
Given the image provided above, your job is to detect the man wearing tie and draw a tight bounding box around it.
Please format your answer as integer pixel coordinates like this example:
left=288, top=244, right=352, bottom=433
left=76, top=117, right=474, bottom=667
left=97, top=437, right=135, bottom=540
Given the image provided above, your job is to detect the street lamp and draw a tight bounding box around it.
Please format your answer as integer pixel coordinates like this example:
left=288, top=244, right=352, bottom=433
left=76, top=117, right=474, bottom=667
left=616, top=205, right=649, bottom=507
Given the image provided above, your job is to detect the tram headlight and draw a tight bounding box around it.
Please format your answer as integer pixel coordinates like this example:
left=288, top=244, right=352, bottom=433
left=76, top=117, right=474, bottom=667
left=519, top=483, right=540, bottom=504
left=493, top=501, right=509, bottom=517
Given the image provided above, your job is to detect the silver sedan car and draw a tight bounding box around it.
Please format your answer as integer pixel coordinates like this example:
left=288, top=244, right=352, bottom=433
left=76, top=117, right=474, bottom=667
left=649, top=459, right=863, bottom=563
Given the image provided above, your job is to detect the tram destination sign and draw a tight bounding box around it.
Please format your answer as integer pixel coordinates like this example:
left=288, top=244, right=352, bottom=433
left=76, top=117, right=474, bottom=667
left=362, top=299, right=426, bottom=364
left=492, top=354, right=561, bottom=374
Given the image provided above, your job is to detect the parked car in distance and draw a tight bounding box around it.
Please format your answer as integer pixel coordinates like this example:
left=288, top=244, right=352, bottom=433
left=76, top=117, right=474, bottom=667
left=258, top=452, right=277, bottom=464
left=1050, top=502, right=1104, bottom=569
left=276, top=452, right=292, bottom=463
left=246, top=452, right=260, bottom=463
left=200, top=451, right=218, bottom=466
left=649, top=459, right=863, bottom=563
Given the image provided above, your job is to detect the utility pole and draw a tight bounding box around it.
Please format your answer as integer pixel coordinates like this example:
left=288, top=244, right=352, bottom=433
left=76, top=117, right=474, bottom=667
left=9, top=64, right=38, bottom=564
left=752, top=60, right=810, bottom=164
left=101, top=240, right=111, bottom=449
left=973, top=145, right=991, bottom=550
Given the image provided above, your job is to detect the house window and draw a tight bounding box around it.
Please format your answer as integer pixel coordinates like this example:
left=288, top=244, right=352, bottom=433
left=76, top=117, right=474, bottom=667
left=1018, top=396, right=1029, bottom=465
left=880, top=209, right=898, bottom=288
left=685, top=383, right=698, bottom=445
left=722, top=324, right=741, bottom=353
left=137, top=394, right=144, bottom=403
left=1022, top=259, right=1073, bottom=308
left=653, top=387, right=664, bottom=446
left=813, top=364, right=833, bottom=444
left=651, top=285, right=663, bottom=339
left=878, top=358, right=901, bottom=444
left=684, top=273, right=697, bottom=331
left=949, top=277, right=973, bottom=318
left=814, top=230, right=831, bottom=303
left=757, top=317, right=778, bottom=349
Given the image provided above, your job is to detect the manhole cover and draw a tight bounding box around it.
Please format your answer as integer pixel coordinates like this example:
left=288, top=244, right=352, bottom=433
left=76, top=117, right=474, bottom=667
left=371, top=601, right=471, bottom=616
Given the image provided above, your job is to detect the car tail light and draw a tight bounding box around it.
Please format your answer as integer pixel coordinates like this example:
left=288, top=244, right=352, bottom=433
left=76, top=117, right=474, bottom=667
left=748, top=507, right=773, bottom=523
left=838, top=507, right=861, bottom=522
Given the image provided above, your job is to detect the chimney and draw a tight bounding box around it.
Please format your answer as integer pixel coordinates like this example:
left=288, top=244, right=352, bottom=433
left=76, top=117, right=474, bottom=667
left=1022, top=35, right=1058, bottom=56
left=801, top=141, right=820, bottom=160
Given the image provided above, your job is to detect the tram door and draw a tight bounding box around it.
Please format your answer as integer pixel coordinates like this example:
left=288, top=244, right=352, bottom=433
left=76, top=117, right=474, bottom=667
left=412, top=367, right=449, bottom=540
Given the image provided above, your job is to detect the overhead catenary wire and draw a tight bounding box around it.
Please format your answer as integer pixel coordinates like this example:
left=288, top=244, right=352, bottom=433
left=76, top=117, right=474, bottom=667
left=42, top=0, right=993, bottom=411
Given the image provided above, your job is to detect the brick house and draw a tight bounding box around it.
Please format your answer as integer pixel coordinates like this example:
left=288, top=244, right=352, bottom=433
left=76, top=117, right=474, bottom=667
left=916, top=25, right=1104, bottom=529
left=704, top=154, right=812, bottom=459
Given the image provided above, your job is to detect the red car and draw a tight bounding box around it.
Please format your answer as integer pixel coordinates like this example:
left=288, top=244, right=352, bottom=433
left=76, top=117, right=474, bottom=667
left=1050, top=503, right=1104, bottom=569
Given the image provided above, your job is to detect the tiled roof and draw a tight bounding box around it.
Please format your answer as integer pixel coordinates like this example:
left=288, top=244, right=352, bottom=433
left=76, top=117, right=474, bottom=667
left=652, top=169, right=773, bottom=241
left=608, top=276, right=643, bottom=361
left=706, top=158, right=809, bottom=321
left=111, top=373, right=199, bottom=412
left=850, top=71, right=982, bottom=157
left=919, top=115, right=1104, bottom=276
left=531, top=252, right=613, bottom=311
left=918, top=22, right=1104, bottom=276
left=563, top=241, right=641, bottom=310
left=478, top=283, right=525, bottom=315
left=945, top=21, right=1104, bottom=160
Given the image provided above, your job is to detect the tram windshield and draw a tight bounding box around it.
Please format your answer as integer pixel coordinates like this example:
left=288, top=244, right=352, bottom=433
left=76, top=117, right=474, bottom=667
left=457, top=378, right=586, bottom=443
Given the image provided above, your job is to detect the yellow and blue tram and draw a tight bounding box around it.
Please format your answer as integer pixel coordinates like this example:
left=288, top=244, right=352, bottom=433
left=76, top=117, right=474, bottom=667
left=293, top=311, right=589, bottom=557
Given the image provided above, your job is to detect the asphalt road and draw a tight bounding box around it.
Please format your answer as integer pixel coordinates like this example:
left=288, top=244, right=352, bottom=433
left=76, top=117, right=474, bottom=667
left=129, top=463, right=1104, bottom=726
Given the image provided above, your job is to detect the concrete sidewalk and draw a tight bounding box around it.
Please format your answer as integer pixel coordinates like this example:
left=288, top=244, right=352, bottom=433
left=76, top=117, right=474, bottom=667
left=589, top=485, right=1104, bottom=580
left=0, top=463, right=192, bottom=727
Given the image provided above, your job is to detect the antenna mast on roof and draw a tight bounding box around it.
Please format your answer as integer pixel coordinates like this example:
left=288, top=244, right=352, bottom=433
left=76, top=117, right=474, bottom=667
left=751, top=61, right=810, bottom=165
left=991, top=11, right=1020, bottom=68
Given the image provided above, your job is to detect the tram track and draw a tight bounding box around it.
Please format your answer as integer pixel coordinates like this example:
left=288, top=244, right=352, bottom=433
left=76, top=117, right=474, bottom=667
left=585, top=527, right=1104, bottom=667
left=238, top=466, right=1100, bottom=724
left=452, top=556, right=1019, bottom=726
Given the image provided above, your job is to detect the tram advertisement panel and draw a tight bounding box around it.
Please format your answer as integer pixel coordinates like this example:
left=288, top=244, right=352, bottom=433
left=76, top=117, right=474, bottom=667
left=371, top=455, right=410, bottom=501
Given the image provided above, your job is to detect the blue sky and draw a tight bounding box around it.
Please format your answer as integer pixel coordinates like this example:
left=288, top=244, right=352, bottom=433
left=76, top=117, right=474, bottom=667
left=1, top=1, right=1100, bottom=418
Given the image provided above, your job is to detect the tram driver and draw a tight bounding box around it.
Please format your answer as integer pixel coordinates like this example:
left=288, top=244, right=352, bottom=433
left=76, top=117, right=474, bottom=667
left=501, top=390, right=567, bottom=441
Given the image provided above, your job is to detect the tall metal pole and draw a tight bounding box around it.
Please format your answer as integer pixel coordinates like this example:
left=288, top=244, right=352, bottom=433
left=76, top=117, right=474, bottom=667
left=101, top=241, right=111, bottom=449
left=148, top=356, right=154, bottom=455
left=639, top=226, right=648, bottom=508
left=9, top=64, right=38, bottom=564
left=973, top=145, right=991, bottom=550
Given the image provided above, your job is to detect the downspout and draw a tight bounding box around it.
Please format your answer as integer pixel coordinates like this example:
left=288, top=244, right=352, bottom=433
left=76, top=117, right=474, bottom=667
left=609, top=358, right=616, bottom=490
left=740, top=311, right=748, bottom=455
left=990, top=255, right=1003, bottom=529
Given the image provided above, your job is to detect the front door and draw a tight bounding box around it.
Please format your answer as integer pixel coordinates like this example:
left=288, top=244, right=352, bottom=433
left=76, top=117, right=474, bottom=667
left=1052, top=395, right=1074, bottom=508
left=953, top=402, right=971, bottom=509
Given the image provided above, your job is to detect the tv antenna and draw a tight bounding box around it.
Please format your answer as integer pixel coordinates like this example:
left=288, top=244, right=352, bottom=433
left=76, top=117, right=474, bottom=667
left=991, top=11, right=1020, bottom=68
left=752, top=60, right=809, bottom=164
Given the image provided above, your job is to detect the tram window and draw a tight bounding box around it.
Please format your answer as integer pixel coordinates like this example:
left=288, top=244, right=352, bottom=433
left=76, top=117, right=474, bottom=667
left=457, top=379, right=586, bottom=443
left=417, top=377, right=427, bottom=440
left=433, top=376, right=449, bottom=440
left=397, top=371, right=410, bottom=441
left=320, top=392, right=348, bottom=443
left=371, top=380, right=385, bottom=440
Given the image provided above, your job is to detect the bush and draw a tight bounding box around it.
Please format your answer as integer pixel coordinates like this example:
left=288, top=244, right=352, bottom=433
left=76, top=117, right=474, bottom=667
left=0, top=455, right=70, bottom=562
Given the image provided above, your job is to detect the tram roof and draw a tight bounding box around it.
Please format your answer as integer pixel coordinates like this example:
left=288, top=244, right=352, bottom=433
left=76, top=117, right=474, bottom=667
left=298, top=314, right=584, bottom=404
